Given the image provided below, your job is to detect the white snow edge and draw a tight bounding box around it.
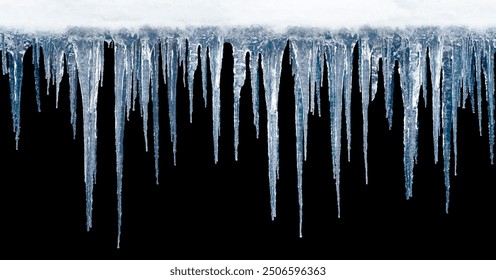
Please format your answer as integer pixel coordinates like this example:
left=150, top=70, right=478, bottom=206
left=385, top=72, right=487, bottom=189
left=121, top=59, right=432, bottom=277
left=1, top=0, right=495, bottom=33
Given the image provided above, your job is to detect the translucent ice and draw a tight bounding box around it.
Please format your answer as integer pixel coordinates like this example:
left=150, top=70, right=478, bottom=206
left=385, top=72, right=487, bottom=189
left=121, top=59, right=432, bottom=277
left=71, top=33, right=104, bottom=231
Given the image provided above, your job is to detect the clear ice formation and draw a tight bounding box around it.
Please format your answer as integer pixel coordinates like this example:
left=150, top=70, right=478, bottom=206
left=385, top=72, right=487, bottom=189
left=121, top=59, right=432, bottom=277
left=1, top=26, right=495, bottom=245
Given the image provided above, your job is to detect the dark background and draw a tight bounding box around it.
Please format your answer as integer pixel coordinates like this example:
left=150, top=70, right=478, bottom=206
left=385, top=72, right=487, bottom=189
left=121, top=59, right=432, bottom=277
left=0, top=41, right=495, bottom=259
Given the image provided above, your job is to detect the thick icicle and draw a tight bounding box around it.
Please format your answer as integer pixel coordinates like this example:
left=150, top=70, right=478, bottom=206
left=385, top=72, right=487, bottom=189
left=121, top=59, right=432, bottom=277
left=114, top=39, right=127, bottom=248
left=180, top=42, right=187, bottom=92
left=131, top=39, right=140, bottom=114
left=288, top=28, right=319, bottom=161
left=260, top=36, right=285, bottom=220
left=442, top=38, right=453, bottom=213
left=309, top=41, right=316, bottom=115
left=451, top=34, right=464, bottom=174
left=359, top=34, right=371, bottom=184
left=151, top=40, right=160, bottom=184
left=315, top=41, right=324, bottom=117
left=206, top=30, right=223, bottom=164
left=160, top=37, right=168, bottom=90
left=1, top=33, right=7, bottom=75
left=167, top=36, right=179, bottom=165
left=327, top=39, right=344, bottom=218
left=384, top=36, right=394, bottom=129
left=71, top=35, right=104, bottom=231
left=41, top=37, right=53, bottom=97
left=66, top=43, right=79, bottom=138
left=5, top=33, right=30, bottom=150
left=401, top=31, right=422, bottom=199
left=475, top=39, right=483, bottom=136
left=289, top=30, right=319, bottom=237
left=186, top=39, right=195, bottom=122
left=289, top=41, right=304, bottom=237
left=201, top=44, right=209, bottom=108
left=140, top=37, right=152, bottom=152
left=339, top=32, right=357, bottom=161
left=251, top=47, right=260, bottom=139
left=483, top=37, right=495, bottom=164
left=427, top=31, right=443, bottom=163
left=32, top=38, right=41, bottom=112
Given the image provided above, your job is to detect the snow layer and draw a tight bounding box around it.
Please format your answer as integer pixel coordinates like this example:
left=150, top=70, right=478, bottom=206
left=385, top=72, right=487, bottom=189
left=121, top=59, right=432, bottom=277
left=1, top=0, right=495, bottom=33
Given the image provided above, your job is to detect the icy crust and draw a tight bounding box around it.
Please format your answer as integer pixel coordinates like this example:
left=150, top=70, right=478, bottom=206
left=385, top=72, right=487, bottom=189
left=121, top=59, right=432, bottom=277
left=2, top=26, right=496, bottom=246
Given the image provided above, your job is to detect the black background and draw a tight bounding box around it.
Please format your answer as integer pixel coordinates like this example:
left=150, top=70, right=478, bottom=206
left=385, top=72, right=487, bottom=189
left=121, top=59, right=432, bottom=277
left=0, top=41, right=495, bottom=259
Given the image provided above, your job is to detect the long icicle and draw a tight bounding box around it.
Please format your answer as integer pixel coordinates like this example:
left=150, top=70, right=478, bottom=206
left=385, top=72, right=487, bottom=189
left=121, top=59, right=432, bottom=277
left=72, top=35, right=104, bottom=231
left=114, top=38, right=128, bottom=248
left=442, top=37, right=453, bottom=213
left=261, top=37, right=285, bottom=220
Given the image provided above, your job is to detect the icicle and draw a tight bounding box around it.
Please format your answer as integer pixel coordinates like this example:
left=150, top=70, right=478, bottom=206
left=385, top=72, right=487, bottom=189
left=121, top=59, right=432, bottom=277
left=125, top=35, right=137, bottom=121
left=289, top=41, right=303, bottom=237
left=442, top=38, right=453, bottom=213
left=5, top=26, right=496, bottom=247
left=339, top=32, right=356, bottom=162
left=427, top=32, right=443, bottom=164
left=359, top=35, right=371, bottom=185
left=181, top=42, right=187, bottom=91
left=315, top=41, right=323, bottom=116
left=202, top=44, right=209, bottom=108
left=461, top=36, right=473, bottom=110
left=167, top=36, right=179, bottom=165
left=140, top=37, right=152, bottom=152
left=227, top=29, right=250, bottom=161
left=419, top=33, right=428, bottom=108
left=114, top=39, right=127, bottom=248
left=66, top=43, right=78, bottom=138
left=186, top=38, right=196, bottom=122
left=206, top=30, right=223, bottom=164
left=260, top=37, right=285, bottom=220
left=327, top=39, right=344, bottom=218
left=1, top=33, right=7, bottom=75
left=71, top=35, right=104, bottom=231
left=451, top=35, right=464, bottom=174
left=475, top=39, right=483, bottom=136
left=401, top=32, right=422, bottom=199
left=32, top=38, right=41, bottom=112
left=41, top=38, right=54, bottom=97
left=5, top=33, right=30, bottom=150
left=131, top=39, right=141, bottom=113
left=288, top=28, right=319, bottom=162
left=186, top=39, right=195, bottom=116
left=251, top=48, right=260, bottom=139
left=483, top=38, right=495, bottom=164
left=384, top=36, right=394, bottom=129
left=160, top=37, right=168, bottom=90
left=466, top=38, right=476, bottom=113
left=289, top=30, right=318, bottom=237
left=151, top=40, right=160, bottom=184
left=309, top=41, right=316, bottom=115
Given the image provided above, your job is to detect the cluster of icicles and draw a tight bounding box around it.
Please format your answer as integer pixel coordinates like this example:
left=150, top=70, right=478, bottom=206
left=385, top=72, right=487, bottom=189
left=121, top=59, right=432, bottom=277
left=1, top=26, right=495, bottom=247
